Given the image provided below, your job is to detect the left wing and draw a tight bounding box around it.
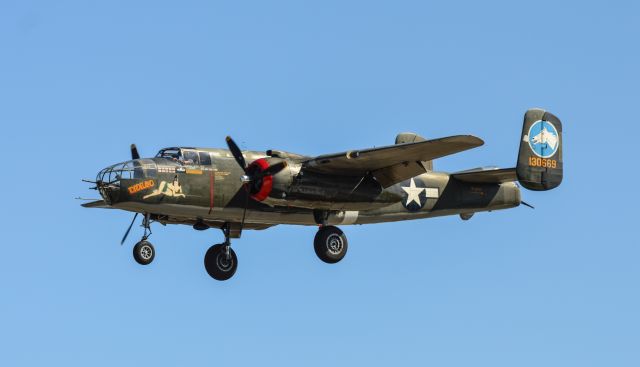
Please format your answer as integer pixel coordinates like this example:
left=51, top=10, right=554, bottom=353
left=302, top=135, right=484, bottom=188
left=451, top=167, right=517, bottom=184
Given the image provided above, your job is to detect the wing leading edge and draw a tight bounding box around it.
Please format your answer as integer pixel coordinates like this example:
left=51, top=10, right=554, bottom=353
left=302, top=135, right=484, bottom=187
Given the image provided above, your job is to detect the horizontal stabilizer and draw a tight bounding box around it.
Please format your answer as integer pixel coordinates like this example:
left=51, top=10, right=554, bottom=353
left=451, top=168, right=517, bottom=184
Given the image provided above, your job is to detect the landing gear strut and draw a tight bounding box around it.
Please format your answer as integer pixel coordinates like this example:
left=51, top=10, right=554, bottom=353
left=314, top=225, right=348, bottom=264
left=133, top=213, right=155, bottom=265
left=204, top=223, right=238, bottom=281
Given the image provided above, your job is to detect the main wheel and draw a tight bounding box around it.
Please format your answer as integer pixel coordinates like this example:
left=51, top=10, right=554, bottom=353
left=204, top=244, right=238, bottom=281
left=314, top=226, right=348, bottom=264
left=133, top=240, right=155, bottom=265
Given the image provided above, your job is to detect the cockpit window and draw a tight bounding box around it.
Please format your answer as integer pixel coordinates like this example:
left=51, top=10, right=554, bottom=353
left=182, top=150, right=199, bottom=165
left=156, top=148, right=181, bottom=160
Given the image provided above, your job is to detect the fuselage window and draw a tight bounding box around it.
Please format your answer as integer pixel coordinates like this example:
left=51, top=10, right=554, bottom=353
left=199, top=151, right=212, bottom=166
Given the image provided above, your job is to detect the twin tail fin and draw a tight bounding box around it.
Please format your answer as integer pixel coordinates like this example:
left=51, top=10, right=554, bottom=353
left=516, top=108, right=563, bottom=191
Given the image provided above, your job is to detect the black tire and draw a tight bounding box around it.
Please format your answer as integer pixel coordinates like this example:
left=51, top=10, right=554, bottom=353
left=133, top=241, right=155, bottom=265
left=204, top=244, right=238, bottom=281
left=314, top=226, right=348, bottom=264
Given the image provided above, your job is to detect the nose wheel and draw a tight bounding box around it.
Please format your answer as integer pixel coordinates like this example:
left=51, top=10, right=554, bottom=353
left=131, top=213, right=156, bottom=265
left=133, top=240, right=155, bottom=265
left=314, top=225, right=348, bottom=263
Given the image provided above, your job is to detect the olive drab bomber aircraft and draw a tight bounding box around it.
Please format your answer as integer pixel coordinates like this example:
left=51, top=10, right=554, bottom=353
left=82, top=108, right=563, bottom=281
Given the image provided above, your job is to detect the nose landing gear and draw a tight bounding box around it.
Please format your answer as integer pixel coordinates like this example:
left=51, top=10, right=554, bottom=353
left=132, top=213, right=155, bottom=265
left=133, top=240, right=155, bottom=265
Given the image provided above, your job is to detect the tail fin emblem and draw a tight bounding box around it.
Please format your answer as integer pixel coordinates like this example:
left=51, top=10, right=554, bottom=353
left=523, top=120, right=559, bottom=158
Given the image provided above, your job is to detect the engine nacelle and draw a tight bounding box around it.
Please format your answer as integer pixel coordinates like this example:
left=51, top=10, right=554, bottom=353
left=247, top=158, right=393, bottom=210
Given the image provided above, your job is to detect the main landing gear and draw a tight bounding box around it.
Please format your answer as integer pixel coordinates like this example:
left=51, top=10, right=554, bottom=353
left=204, top=224, right=238, bottom=281
left=127, top=215, right=348, bottom=280
left=199, top=223, right=348, bottom=281
left=314, top=225, right=348, bottom=264
left=312, top=210, right=348, bottom=264
left=132, top=213, right=155, bottom=265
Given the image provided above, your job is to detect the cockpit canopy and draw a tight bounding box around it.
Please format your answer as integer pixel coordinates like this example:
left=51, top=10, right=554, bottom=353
left=155, top=148, right=181, bottom=160
left=155, top=147, right=212, bottom=165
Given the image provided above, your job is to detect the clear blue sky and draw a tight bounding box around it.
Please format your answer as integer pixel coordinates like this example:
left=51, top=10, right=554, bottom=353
left=1, top=1, right=638, bottom=366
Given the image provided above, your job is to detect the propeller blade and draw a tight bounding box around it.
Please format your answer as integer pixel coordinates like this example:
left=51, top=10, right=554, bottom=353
left=252, top=161, right=288, bottom=180
left=131, top=144, right=140, bottom=160
left=225, top=136, right=247, bottom=172
left=225, top=136, right=284, bottom=238
left=521, top=201, right=535, bottom=209
left=121, top=213, right=139, bottom=245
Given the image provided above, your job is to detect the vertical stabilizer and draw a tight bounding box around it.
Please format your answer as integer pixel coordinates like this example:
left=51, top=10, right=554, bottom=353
left=516, top=109, right=563, bottom=191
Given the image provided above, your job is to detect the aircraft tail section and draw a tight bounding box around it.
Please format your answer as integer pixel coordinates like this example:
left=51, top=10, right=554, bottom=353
left=516, top=108, right=563, bottom=191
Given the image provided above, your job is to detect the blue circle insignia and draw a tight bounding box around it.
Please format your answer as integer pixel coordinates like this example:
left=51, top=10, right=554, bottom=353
left=401, top=178, right=427, bottom=212
left=527, top=120, right=559, bottom=158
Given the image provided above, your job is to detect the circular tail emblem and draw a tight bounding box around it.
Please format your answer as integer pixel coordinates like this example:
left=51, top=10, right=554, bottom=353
left=526, top=120, right=559, bottom=158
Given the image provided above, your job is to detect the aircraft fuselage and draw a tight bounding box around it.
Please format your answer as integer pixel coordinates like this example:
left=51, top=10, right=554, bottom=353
left=97, top=149, right=521, bottom=229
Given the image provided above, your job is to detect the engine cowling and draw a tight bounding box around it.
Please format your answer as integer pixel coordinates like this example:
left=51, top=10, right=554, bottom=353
left=245, top=158, right=293, bottom=201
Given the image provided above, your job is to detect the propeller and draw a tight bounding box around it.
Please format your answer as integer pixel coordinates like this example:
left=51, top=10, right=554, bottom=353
left=121, top=213, right=139, bottom=245
left=131, top=144, right=140, bottom=160
left=225, top=136, right=288, bottom=233
left=252, top=162, right=288, bottom=180
left=225, top=136, right=288, bottom=180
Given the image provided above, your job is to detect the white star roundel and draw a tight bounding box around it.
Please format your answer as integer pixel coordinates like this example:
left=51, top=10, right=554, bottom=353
left=401, top=178, right=438, bottom=212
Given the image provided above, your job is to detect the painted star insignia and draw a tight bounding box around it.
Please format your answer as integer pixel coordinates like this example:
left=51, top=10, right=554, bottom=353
left=402, top=178, right=425, bottom=206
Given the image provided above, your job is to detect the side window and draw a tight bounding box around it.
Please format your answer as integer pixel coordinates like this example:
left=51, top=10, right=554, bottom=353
left=199, top=151, right=212, bottom=166
left=182, top=150, right=199, bottom=165
left=133, top=161, right=144, bottom=179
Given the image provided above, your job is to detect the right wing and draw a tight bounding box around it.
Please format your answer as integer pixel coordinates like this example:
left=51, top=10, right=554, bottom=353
left=302, top=135, right=484, bottom=187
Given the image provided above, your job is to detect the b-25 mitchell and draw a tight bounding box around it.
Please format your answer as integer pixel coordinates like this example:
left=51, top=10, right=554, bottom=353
left=83, top=109, right=563, bottom=281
